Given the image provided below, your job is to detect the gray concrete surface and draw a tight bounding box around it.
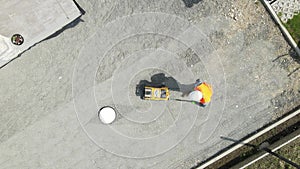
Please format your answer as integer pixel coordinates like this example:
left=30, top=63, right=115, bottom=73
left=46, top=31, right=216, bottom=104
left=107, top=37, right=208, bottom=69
left=0, top=0, right=81, bottom=67
left=0, top=0, right=300, bottom=169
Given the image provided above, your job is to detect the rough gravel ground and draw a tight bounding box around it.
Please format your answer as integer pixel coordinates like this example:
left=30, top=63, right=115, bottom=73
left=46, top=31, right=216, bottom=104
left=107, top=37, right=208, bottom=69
left=0, top=0, right=299, bottom=169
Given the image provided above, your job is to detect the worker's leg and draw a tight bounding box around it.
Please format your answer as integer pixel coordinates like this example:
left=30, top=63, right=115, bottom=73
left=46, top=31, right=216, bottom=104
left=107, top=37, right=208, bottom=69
left=192, top=101, right=207, bottom=107
left=200, top=103, right=207, bottom=107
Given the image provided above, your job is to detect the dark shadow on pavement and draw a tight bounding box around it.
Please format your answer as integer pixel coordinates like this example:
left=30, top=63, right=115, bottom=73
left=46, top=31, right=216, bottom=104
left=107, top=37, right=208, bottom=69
left=272, top=48, right=300, bottom=77
left=182, top=0, right=202, bottom=8
left=272, top=53, right=289, bottom=62
left=273, top=48, right=300, bottom=63
left=45, top=0, right=85, bottom=41
left=288, top=48, right=300, bottom=76
left=220, top=136, right=300, bottom=169
left=45, top=17, right=85, bottom=41
left=135, top=73, right=195, bottom=99
left=290, top=48, right=300, bottom=64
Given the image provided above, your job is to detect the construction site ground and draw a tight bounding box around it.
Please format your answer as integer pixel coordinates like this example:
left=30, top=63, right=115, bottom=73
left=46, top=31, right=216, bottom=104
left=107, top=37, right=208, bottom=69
left=0, top=0, right=299, bottom=168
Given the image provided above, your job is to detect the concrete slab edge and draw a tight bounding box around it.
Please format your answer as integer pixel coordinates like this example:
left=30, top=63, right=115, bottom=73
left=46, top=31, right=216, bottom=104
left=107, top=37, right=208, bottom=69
left=196, top=108, right=300, bottom=169
left=261, top=0, right=300, bottom=57
left=0, top=1, right=82, bottom=68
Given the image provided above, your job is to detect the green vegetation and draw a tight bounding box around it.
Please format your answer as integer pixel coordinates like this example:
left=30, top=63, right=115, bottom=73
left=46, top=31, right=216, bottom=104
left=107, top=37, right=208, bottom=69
left=284, top=13, right=300, bottom=46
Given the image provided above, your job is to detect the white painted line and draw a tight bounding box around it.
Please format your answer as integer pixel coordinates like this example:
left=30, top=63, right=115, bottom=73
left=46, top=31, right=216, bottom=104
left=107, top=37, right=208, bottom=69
left=240, top=133, right=300, bottom=169
left=197, top=109, right=300, bottom=169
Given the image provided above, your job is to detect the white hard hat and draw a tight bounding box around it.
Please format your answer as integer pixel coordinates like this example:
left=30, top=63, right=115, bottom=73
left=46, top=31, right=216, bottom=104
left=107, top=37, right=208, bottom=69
left=188, top=90, right=203, bottom=102
left=98, top=106, right=116, bottom=124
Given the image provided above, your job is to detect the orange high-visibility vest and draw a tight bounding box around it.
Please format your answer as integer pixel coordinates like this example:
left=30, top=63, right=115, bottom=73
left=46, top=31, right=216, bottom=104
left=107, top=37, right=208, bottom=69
left=195, top=82, right=213, bottom=104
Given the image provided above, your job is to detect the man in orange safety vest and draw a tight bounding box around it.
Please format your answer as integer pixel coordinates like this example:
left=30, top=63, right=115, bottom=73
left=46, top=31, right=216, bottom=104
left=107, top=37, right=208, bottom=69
left=191, top=79, right=213, bottom=107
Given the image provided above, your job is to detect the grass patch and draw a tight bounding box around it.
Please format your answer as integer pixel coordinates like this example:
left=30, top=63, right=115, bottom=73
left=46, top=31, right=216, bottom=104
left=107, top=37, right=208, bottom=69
left=284, top=13, right=300, bottom=46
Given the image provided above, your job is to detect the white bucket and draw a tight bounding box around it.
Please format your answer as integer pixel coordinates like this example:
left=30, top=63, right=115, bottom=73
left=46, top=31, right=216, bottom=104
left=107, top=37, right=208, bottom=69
left=98, top=106, right=116, bottom=124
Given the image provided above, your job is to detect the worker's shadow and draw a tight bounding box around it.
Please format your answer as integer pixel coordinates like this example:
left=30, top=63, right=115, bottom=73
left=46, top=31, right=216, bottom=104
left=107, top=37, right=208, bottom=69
left=135, top=73, right=195, bottom=99
left=182, top=0, right=202, bottom=8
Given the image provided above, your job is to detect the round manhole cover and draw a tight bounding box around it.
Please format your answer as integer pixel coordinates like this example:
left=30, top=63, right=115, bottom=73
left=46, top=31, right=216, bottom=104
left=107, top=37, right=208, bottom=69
left=11, top=34, right=24, bottom=45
